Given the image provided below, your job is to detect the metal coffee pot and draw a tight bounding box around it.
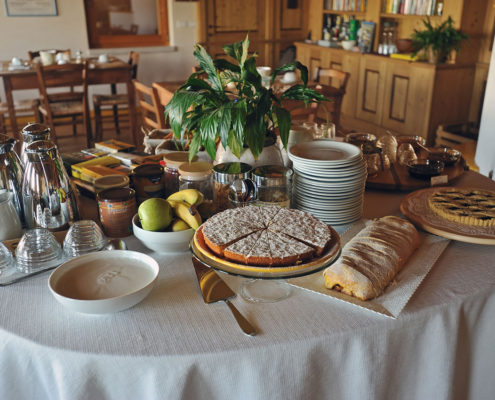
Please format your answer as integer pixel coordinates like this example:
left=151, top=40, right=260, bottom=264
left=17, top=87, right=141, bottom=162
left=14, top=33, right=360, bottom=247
left=0, top=134, right=25, bottom=225
left=20, top=123, right=51, bottom=165
left=22, top=140, right=79, bottom=230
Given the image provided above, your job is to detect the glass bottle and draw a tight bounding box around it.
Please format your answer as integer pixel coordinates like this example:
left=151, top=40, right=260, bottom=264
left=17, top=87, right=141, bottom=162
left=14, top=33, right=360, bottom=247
left=162, top=152, right=198, bottom=197
left=178, top=161, right=215, bottom=218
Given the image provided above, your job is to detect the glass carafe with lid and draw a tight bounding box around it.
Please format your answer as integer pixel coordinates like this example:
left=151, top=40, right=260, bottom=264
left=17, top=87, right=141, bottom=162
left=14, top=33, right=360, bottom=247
left=0, top=134, right=25, bottom=225
left=22, top=140, right=79, bottom=230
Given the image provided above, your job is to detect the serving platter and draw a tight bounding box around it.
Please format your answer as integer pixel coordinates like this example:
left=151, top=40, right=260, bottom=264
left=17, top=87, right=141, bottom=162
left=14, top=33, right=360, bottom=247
left=190, top=226, right=341, bottom=279
left=366, top=158, right=467, bottom=191
left=400, top=187, right=495, bottom=245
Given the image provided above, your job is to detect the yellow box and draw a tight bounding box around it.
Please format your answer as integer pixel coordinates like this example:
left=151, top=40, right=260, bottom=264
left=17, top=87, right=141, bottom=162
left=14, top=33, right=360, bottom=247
left=71, top=156, right=120, bottom=180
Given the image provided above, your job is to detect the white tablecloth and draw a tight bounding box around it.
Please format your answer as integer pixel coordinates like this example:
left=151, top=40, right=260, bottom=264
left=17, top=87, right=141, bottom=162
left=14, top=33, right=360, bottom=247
left=1, top=171, right=494, bottom=400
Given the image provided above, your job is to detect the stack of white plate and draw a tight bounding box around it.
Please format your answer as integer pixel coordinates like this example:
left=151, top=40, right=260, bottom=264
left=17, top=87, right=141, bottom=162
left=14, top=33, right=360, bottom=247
left=288, top=140, right=367, bottom=225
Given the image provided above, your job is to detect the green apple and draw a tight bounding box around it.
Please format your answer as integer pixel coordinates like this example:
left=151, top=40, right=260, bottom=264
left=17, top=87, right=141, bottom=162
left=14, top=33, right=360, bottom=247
left=138, top=198, right=173, bottom=231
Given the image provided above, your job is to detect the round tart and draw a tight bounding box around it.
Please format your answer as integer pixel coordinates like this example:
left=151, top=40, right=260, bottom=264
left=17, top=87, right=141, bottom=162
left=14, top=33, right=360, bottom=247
left=428, top=189, right=495, bottom=227
left=199, top=206, right=333, bottom=267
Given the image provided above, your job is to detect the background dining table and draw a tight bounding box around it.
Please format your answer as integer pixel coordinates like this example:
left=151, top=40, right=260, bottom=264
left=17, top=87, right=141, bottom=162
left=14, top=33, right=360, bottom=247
left=0, top=58, right=137, bottom=145
left=0, top=170, right=494, bottom=400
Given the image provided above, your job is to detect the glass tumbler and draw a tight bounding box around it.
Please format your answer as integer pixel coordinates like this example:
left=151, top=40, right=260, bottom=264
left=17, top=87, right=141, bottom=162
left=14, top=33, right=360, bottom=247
left=15, top=228, right=63, bottom=273
left=0, top=242, right=15, bottom=274
left=63, top=220, right=106, bottom=258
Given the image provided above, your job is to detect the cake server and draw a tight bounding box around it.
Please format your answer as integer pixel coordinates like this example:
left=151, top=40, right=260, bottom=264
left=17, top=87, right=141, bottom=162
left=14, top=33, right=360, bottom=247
left=191, top=256, right=257, bottom=336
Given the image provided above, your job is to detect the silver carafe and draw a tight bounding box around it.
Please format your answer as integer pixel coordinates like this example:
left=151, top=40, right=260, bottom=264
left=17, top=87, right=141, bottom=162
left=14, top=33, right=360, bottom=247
left=22, top=140, right=79, bottom=230
left=0, top=134, right=25, bottom=225
left=20, top=123, right=51, bottom=165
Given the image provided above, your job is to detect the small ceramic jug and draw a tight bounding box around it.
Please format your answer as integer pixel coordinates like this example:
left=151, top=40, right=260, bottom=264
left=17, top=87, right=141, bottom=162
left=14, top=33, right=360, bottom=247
left=0, top=192, right=22, bottom=241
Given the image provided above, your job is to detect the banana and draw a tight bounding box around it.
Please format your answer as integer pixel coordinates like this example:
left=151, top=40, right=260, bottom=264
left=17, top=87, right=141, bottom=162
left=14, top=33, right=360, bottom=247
left=171, top=218, right=190, bottom=232
left=167, top=189, right=204, bottom=206
left=167, top=200, right=202, bottom=230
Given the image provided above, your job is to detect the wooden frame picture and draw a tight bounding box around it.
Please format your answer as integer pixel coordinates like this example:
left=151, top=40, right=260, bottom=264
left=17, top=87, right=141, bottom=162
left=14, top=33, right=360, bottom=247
left=4, top=0, right=58, bottom=17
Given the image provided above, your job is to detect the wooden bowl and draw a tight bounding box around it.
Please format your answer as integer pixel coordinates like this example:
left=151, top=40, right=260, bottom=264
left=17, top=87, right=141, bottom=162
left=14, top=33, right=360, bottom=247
left=396, top=39, right=415, bottom=53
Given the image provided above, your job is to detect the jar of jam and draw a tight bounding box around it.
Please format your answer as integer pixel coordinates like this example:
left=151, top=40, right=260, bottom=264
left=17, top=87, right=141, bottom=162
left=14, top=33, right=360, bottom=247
left=97, top=188, right=137, bottom=237
left=251, top=165, right=293, bottom=208
left=178, top=161, right=215, bottom=217
left=213, top=162, right=252, bottom=212
left=132, top=164, right=165, bottom=204
left=163, top=152, right=198, bottom=197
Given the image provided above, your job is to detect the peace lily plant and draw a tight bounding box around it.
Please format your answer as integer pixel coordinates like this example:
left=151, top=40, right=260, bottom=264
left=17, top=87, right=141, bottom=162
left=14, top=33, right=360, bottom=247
left=164, top=35, right=327, bottom=161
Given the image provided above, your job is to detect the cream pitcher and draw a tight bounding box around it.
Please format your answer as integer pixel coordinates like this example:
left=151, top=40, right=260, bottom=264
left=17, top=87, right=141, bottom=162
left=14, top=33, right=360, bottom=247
left=22, top=140, right=79, bottom=230
left=0, top=134, right=25, bottom=225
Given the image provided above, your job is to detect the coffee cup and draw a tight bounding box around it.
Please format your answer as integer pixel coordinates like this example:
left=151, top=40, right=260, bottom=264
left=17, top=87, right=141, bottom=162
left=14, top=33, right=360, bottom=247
left=40, top=50, right=56, bottom=66
left=282, top=71, right=297, bottom=84
left=98, top=54, right=109, bottom=63
left=11, top=57, right=22, bottom=66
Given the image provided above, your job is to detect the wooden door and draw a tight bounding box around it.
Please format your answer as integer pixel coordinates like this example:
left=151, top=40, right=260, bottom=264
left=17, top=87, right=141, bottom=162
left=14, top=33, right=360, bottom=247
left=199, top=0, right=269, bottom=64
left=355, top=55, right=387, bottom=125
left=198, top=0, right=308, bottom=67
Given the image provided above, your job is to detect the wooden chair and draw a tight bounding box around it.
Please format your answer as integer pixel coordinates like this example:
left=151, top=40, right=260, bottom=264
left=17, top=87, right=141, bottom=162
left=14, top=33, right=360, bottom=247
left=310, top=67, right=350, bottom=131
left=93, top=51, right=139, bottom=141
left=133, top=79, right=165, bottom=133
left=0, top=98, right=40, bottom=135
left=34, top=60, right=92, bottom=147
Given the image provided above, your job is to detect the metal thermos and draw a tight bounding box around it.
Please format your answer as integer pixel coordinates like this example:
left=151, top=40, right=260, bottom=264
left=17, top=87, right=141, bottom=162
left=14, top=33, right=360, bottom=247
left=0, top=134, right=25, bottom=225
left=22, top=140, right=79, bottom=230
left=20, top=123, right=51, bottom=165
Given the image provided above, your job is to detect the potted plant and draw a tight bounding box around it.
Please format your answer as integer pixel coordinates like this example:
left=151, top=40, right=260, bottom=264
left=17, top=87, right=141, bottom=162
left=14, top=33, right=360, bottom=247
left=164, top=35, right=327, bottom=162
left=411, top=17, right=468, bottom=64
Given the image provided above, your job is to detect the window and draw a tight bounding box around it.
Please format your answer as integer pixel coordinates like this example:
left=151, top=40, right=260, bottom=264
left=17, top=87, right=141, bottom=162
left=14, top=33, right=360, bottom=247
left=84, top=0, right=169, bottom=48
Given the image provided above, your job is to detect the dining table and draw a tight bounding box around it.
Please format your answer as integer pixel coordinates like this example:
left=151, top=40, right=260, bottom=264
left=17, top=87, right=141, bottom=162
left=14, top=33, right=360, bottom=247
left=0, top=58, right=138, bottom=145
left=0, top=170, right=494, bottom=400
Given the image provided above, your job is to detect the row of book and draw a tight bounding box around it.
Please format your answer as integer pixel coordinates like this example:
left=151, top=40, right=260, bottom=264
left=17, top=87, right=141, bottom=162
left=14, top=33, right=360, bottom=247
left=383, top=0, right=443, bottom=16
left=324, top=0, right=367, bottom=12
left=61, top=139, right=162, bottom=185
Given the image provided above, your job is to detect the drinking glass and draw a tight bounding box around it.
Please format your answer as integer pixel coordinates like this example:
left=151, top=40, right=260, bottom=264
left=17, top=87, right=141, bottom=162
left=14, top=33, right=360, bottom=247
left=313, top=122, right=336, bottom=139
left=63, top=220, right=106, bottom=258
left=15, top=228, right=63, bottom=273
left=0, top=242, right=14, bottom=274
left=0, top=192, right=22, bottom=241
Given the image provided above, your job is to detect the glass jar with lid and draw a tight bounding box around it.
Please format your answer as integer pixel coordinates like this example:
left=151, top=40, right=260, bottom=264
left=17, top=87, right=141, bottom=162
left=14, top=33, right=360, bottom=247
left=251, top=165, right=293, bottom=208
left=178, top=161, right=215, bottom=217
left=162, top=152, right=198, bottom=197
left=213, top=162, right=252, bottom=212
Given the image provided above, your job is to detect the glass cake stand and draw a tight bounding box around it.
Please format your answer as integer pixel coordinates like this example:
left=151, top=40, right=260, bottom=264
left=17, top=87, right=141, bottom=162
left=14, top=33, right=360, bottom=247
left=190, top=226, right=341, bottom=303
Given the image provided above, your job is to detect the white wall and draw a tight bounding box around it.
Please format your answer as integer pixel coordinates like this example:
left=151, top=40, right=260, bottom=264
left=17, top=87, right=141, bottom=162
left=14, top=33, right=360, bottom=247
left=476, top=32, right=495, bottom=179
left=0, top=0, right=198, bottom=102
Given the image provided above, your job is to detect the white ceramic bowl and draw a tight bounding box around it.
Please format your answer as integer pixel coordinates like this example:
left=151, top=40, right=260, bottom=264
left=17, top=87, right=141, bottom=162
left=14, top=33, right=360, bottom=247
left=341, top=40, right=356, bottom=51
left=48, top=250, right=159, bottom=314
left=132, top=214, right=194, bottom=253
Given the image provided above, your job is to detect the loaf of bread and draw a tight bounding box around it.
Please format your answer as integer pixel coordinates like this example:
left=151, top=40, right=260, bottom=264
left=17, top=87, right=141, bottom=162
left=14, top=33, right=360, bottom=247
left=323, top=216, right=420, bottom=300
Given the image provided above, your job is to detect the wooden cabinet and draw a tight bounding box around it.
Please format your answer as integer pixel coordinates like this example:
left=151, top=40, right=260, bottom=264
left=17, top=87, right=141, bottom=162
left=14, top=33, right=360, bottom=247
left=295, top=42, right=476, bottom=144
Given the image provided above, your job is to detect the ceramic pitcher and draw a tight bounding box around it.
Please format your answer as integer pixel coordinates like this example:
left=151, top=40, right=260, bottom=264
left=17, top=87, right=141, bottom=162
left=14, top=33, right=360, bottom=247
left=0, top=134, right=25, bottom=225
left=22, top=140, right=79, bottom=230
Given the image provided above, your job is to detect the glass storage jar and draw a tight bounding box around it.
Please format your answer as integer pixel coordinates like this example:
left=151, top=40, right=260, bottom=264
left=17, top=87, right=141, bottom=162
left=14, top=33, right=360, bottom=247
left=163, top=152, right=198, bottom=197
left=251, top=165, right=293, bottom=208
left=178, top=161, right=215, bottom=218
left=213, top=162, right=252, bottom=212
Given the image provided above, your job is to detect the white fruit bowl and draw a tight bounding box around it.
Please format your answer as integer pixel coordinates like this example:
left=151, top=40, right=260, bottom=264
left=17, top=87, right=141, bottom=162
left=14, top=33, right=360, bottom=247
left=132, top=214, right=194, bottom=253
left=48, top=250, right=159, bottom=314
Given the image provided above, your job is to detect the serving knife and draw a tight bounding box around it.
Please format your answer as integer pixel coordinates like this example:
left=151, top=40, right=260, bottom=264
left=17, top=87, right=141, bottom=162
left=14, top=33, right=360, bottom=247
left=191, top=256, right=257, bottom=336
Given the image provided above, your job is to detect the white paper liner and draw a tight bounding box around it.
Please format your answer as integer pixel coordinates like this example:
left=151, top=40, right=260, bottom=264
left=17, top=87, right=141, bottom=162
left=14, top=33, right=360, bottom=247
left=287, top=219, right=450, bottom=318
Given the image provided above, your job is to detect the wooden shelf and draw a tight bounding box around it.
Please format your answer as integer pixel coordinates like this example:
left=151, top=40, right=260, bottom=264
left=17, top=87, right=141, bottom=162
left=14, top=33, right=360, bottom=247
left=380, top=13, right=442, bottom=19
left=323, top=10, right=366, bottom=16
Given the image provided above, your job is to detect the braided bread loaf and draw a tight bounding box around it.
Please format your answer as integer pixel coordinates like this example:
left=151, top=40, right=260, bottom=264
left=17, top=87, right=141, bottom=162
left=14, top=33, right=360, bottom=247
left=323, top=216, right=420, bottom=300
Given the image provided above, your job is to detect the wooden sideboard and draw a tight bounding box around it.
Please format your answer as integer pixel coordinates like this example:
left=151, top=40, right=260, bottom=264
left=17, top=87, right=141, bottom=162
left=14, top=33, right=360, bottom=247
left=296, top=42, right=476, bottom=144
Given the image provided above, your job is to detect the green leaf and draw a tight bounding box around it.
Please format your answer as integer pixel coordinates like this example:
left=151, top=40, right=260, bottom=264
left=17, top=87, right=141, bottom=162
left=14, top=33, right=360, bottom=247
left=164, top=91, right=204, bottom=138
left=240, top=35, right=250, bottom=67
left=188, top=133, right=202, bottom=161
left=227, top=130, right=242, bottom=158
left=222, top=39, right=243, bottom=63
left=193, top=43, right=223, bottom=92
left=244, top=114, right=264, bottom=159
left=217, top=104, right=232, bottom=149
left=231, top=100, right=247, bottom=147
left=205, top=137, right=217, bottom=160
left=275, top=107, right=291, bottom=149
left=214, top=59, right=241, bottom=73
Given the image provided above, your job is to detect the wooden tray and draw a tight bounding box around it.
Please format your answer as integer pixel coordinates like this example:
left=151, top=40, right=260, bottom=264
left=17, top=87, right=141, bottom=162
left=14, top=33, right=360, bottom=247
left=400, top=187, right=495, bottom=245
left=366, top=157, right=467, bottom=191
